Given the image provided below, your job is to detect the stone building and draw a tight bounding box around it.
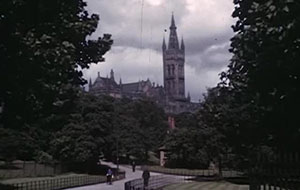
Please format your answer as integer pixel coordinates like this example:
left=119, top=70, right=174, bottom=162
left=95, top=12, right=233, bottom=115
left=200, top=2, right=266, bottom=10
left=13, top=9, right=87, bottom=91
left=88, top=69, right=165, bottom=103
left=89, top=70, right=121, bottom=98
left=88, top=14, right=199, bottom=115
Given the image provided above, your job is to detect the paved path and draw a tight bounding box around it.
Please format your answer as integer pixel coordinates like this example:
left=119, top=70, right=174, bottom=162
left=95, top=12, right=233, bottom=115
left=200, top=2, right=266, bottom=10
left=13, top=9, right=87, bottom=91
left=164, top=181, right=249, bottom=190
left=64, top=161, right=161, bottom=190
left=64, top=162, right=249, bottom=190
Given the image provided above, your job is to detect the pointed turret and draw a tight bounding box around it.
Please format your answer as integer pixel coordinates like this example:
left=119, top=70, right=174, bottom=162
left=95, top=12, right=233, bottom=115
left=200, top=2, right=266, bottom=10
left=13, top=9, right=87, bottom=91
left=181, top=36, right=185, bottom=51
left=168, top=13, right=179, bottom=49
left=89, top=77, right=92, bottom=88
left=97, top=72, right=100, bottom=78
left=162, top=36, right=166, bottom=51
left=187, top=92, right=191, bottom=102
left=119, top=78, right=122, bottom=85
left=110, top=69, right=114, bottom=80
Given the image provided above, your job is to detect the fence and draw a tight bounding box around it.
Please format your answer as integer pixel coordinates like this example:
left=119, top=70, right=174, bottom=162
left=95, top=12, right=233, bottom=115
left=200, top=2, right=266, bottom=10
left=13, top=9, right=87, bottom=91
left=10, top=175, right=105, bottom=190
left=0, top=161, right=62, bottom=179
left=125, top=175, right=185, bottom=190
left=3, top=171, right=125, bottom=190
left=249, top=153, right=300, bottom=190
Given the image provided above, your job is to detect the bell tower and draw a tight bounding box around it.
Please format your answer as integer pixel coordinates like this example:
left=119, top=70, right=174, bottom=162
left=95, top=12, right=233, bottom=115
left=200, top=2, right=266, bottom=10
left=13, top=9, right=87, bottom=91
left=163, top=13, right=185, bottom=100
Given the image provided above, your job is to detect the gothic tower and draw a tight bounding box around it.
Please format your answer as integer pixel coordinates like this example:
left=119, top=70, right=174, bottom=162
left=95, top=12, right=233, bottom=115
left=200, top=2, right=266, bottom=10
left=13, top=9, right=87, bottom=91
left=163, top=14, right=185, bottom=100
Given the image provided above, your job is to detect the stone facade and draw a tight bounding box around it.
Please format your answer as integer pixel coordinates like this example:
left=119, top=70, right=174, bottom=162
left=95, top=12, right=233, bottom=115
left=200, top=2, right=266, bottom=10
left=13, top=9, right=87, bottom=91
left=89, top=70, right=165, bottom=103
left=88, top=14, right=199, bottom=115
left=89, top=70, right=122, bottom=98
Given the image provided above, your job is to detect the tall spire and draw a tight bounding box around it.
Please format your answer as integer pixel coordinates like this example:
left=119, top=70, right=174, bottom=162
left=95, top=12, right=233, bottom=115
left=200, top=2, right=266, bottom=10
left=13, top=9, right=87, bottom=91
left=170, top=12, right=176, bottom=29
left=168, top=13, right=179, bottom=49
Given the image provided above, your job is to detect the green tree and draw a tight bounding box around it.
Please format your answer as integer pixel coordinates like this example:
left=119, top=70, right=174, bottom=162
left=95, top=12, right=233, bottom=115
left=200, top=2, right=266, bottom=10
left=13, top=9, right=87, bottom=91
left=51, top=93, right=115, bottom=164
left=113, top=98, right=168, bottom=163
left=174, top=112, right=198, bottom=129
left=0, top=128, right=37, bottom=161
left=0, top=0, right=112, bottom=129
left=0, top=0, right=112, bottom=161
left=224, top=0, right=300, bottom=150
left=164, top=127, right=209, bottom=169
left=51, top=95, right=168, bottom=166
left=197, top=86, right=250, bottom=172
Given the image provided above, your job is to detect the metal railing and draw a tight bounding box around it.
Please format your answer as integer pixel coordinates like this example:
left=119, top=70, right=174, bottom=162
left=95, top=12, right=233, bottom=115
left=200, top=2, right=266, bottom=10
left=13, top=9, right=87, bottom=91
left=125, top=175, right=185, bottom=190
left=11, top=175, right=105, bottom=190
left=249, top=153, right=300, bottom=190
left=3, top=172, right=125, bottom=190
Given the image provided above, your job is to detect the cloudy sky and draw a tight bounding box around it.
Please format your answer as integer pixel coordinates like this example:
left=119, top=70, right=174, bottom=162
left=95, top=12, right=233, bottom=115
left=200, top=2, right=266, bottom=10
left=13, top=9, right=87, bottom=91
left=83, top=0, right=236, bottom=101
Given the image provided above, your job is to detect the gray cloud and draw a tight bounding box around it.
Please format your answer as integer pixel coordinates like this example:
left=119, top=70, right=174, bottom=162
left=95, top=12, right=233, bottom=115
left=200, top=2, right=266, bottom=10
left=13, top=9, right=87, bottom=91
left=84, top=0, right=235, bottom=100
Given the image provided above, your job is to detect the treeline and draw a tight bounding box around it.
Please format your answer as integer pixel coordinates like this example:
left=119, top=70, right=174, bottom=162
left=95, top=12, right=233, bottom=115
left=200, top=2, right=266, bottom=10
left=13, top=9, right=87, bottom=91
left=0, top=92, right=168, bottom=169
left=52, top=94, right=168, bottom=166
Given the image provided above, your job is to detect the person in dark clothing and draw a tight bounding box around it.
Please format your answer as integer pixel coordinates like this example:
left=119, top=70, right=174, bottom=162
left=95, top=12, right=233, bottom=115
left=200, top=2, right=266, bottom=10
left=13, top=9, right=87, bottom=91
left=106, top=168, right=113, bottom=185
left=142, top=169, right=150, bottom=188
left=132, top=161, right=136, bottom=172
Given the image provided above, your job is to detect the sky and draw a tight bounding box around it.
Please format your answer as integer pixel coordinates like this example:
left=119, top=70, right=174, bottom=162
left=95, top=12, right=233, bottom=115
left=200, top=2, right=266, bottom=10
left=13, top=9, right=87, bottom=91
left=83, top=0, right=236, bottom=101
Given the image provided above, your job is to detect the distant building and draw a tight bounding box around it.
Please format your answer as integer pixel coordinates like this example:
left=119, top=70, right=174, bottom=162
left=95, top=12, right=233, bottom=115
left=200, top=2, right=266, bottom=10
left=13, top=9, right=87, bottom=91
left=88, top=14, right=199, bottom=115
left=89, top=70, right=121, bottom=98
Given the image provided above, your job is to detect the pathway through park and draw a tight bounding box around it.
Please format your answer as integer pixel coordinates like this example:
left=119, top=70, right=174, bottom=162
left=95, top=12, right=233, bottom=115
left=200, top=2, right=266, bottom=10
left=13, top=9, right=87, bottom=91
left=64, top=161, right=161, bottom=190
left=65, top=161, right=249, bottom=190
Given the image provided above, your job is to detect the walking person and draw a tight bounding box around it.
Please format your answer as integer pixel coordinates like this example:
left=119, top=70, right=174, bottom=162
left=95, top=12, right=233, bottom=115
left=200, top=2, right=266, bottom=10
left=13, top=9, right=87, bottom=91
left=106, top=168, right=113, bottom=185
left=142, top=168, right=150, bottom=189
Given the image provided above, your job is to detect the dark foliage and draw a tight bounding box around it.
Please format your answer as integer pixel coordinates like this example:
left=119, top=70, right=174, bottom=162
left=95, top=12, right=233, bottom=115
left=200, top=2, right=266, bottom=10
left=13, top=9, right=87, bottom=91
left=0, top=0, right=112, bottom=161
left=224, top=0, right=300, bottom=152
left=0, top=0, right=112, bottom=129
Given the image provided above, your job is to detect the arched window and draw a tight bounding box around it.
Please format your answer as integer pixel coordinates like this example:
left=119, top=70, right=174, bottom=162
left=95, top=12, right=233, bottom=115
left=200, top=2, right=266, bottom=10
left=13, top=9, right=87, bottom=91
left=167, top=65, right=170, bottom=76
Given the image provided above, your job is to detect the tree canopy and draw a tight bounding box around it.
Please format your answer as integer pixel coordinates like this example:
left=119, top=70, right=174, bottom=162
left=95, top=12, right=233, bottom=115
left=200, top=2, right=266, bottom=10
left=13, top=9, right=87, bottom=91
left=224, top=0, right=300, bottom=150
left=0, top=0, right=112, bottom=161
left=50, top=94, right=168, bottom=166
left=0, top=0, right=113, bottom=129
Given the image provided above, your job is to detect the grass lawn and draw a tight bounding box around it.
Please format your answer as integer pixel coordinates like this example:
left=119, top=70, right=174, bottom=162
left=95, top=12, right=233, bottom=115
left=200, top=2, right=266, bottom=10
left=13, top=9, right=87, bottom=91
left=146, top=165, right=217, bottom=176
left=163, top=181, right=249, bottom=190
left=146, top=165, right=243, bottom=178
